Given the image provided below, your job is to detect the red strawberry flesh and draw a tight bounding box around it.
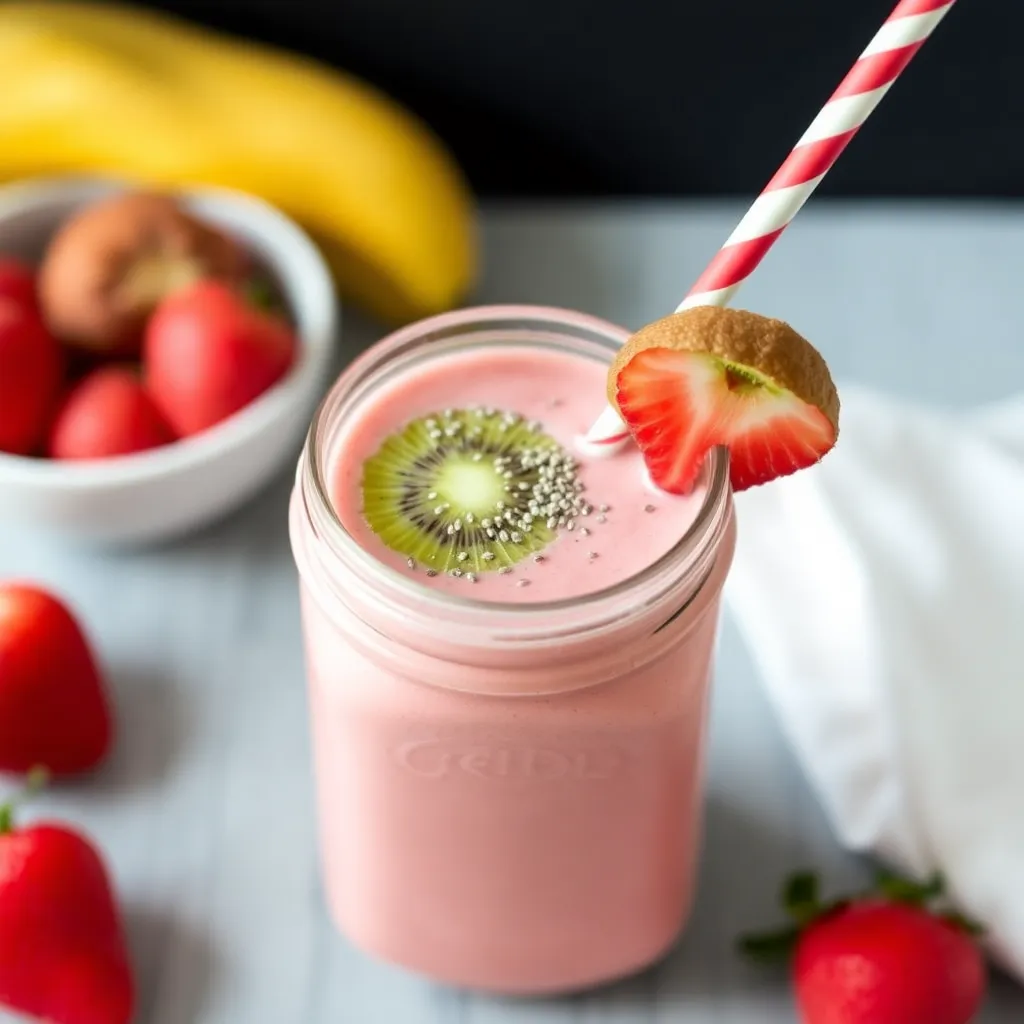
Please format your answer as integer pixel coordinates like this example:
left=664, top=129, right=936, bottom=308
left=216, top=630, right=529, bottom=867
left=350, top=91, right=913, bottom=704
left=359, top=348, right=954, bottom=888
left=795, top=901, right=985, bottom=1024
left=0, top=584, right=113, bottom=776
left=0, top=822, right=134, bottom=1024
left=609, top=307, right=839, bottom=495
left=741, top=869, right=986, bottom=1024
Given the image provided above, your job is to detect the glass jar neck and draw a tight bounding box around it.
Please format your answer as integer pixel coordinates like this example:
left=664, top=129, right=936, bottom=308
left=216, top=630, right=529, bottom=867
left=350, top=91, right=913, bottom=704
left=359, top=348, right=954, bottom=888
left=294, top=305, right=733, bottom=665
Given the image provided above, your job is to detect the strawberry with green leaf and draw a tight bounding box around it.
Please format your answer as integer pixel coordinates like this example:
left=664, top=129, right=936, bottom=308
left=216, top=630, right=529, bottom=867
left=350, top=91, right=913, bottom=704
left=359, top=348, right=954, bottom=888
left=0, top=769, right=134, bottom=1024
left=741, top=869, right=986, bottom=1024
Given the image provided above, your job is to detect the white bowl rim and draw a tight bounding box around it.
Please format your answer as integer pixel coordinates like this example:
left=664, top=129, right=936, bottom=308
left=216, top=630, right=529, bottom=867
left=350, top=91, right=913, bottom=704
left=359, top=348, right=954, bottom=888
left=0, top=176, right=338, bottom=489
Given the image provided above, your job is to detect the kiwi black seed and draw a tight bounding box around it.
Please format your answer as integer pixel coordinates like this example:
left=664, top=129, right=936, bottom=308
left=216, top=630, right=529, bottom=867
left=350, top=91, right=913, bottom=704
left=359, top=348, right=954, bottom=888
left=361, top=407, right=591, bottom=576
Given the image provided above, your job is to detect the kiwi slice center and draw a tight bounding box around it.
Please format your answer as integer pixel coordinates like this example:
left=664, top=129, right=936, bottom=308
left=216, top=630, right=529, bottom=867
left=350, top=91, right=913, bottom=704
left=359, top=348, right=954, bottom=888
left=361, top=407, right=592, bottom=580
left=432, top=458, right=509, bottom=518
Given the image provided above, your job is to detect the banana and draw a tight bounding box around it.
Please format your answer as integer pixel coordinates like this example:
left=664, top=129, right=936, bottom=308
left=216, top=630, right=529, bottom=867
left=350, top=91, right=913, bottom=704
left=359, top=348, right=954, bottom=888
left=0, top=2, right=478, bottom=324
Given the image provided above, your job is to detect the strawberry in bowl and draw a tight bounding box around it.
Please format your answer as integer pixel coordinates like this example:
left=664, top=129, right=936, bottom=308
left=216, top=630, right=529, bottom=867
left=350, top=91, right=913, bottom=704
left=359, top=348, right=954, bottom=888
left=0, top=178, right=336, bottom=546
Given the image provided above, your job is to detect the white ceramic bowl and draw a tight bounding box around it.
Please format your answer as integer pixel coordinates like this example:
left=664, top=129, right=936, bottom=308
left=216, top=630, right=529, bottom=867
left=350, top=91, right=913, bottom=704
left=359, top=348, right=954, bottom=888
left=0, top=178, right=338, bottom=546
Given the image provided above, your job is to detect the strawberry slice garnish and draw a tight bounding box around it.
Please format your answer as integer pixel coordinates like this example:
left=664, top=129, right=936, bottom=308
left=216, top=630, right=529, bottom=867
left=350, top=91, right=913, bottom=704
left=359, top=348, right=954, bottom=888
left=609, top=306, right=840, bottom=493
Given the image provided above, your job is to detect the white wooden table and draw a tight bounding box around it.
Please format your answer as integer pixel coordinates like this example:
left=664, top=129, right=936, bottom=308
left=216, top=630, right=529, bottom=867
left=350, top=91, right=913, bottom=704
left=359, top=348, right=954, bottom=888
left=2, top=201, right=1023, bottom=1022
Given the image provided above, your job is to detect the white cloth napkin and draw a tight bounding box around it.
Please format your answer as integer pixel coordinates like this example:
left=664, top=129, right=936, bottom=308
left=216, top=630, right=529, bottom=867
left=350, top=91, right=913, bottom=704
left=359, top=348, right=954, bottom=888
left=723, top=384, right=1024, bottom=980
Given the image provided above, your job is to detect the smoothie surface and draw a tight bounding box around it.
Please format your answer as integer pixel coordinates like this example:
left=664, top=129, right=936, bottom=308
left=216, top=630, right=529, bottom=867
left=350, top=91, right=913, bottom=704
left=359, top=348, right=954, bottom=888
left=331, top=344, right=707, bottom=603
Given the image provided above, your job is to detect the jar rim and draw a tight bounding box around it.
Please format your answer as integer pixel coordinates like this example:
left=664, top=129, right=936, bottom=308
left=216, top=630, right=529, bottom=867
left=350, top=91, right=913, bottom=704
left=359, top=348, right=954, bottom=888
left=300, top=304, right=731, bottom=630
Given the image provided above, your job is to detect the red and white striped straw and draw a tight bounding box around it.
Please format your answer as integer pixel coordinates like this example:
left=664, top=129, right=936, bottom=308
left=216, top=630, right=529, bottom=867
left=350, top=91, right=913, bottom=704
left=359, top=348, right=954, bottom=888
left=585, top=0, right=958, bottom=448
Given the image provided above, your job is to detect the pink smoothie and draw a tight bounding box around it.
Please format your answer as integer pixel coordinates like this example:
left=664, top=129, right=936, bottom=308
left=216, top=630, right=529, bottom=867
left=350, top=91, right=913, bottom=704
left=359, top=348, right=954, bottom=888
left=331, top=344, right=708, bottom=601
left=292, top=310, right=734, bottom=995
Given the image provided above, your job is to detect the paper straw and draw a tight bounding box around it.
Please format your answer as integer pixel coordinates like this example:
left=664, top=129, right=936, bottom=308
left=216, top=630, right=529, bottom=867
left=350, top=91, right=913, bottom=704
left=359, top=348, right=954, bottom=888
left=584, top=0, right=958, bottom=448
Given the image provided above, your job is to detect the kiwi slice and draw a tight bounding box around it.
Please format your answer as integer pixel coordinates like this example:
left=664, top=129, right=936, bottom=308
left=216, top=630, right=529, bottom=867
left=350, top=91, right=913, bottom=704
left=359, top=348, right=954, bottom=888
left=361, top=407, right=590, bottom=579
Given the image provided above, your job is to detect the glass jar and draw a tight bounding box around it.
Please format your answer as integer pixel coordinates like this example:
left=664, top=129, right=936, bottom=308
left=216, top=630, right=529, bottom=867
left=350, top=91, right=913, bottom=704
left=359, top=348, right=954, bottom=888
left=290, top=305, right=735, bottom=994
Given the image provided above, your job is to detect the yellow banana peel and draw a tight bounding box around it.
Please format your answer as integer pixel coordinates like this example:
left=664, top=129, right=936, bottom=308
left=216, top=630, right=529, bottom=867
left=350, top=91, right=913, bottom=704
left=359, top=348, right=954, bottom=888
left=0, top=2, right=479, bottom=324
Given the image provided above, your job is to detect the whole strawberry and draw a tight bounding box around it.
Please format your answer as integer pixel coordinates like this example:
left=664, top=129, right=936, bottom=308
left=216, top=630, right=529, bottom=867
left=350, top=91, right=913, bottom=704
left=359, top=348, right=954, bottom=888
left=48, top=366, right=177, bottom=461
left=0, top=582, right=114, bottom=776
left=745, top=868, right=983, bottom=1024
left=0, top=770, right=135, bottom=1024
left=0, top=296, right=64, bottom=456
left=143, top=279, right=297, bottom=437
left=741, top=870, right=986, bottom=1024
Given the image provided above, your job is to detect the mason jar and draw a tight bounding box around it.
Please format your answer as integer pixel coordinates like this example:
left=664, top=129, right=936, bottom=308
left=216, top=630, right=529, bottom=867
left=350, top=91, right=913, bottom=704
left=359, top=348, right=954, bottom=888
left=289, top=305, right=736, bottom=994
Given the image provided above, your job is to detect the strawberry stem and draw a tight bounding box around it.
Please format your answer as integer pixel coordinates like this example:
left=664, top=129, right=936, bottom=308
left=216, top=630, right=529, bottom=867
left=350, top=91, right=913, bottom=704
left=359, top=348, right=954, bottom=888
left=739, top=869, right=833, bottom=961
left=875, top=868, right=944, bottom=905
left=738, top=925, right=801, bottom=964
left=242, top=277, right=287, bottom=319
left=783, top=870, right=823, bottom=925
left=942, top=910, right=986, bottom=937
left=0, top=765, right=49, bottom=835
left=739, top=865, right=986, bottom=964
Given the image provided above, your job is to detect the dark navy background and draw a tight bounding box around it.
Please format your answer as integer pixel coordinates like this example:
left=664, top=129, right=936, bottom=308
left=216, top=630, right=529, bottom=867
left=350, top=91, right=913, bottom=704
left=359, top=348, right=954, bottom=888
left=141, top=0, right=1017, bottom=198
